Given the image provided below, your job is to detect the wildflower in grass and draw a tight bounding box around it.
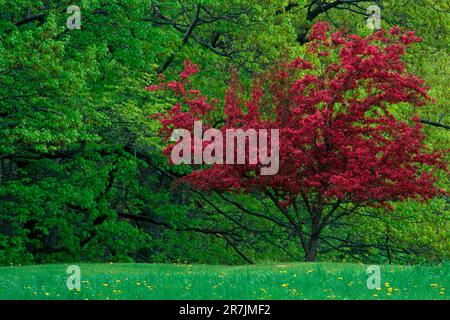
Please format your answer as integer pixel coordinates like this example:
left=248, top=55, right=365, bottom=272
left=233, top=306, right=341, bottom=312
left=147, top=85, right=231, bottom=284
left=430, top=283, right=439, bottom=287
left=44, top=292, right=50, bottom=296
left=102, top=283, right=109, bottom=287
left=337, top=277, right=343, bottom=280
left=115, top=280, right=121, bottom=283
left=384, top=282, right=390, bottom=287
left=281, top=283, right=289, bottom=288
left=136, top=282, right=141, bottom=286
left=388, top=288, right=393, bottom=293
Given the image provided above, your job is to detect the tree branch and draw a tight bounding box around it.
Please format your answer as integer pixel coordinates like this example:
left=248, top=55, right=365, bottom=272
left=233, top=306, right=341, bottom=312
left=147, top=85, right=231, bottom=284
left=420, top=118, right=450, bottom=130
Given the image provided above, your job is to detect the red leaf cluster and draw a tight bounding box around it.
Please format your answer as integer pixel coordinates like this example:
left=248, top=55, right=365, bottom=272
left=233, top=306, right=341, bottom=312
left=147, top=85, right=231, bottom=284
left=149, top=22, right=447, bottom=205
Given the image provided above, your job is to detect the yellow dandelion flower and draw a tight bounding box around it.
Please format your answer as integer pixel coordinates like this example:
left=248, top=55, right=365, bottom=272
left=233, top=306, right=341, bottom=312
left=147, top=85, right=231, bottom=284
left=281, top=283, right=289, bottom=288
left=430, top=284, right=439, bottom=287
left=115, top=280, right=121, bottom=283
left=44, top=292, right=50, bottom=296
left=102, top=283, right=109, bottom=287
left=384, top=282, right=390, bottom=287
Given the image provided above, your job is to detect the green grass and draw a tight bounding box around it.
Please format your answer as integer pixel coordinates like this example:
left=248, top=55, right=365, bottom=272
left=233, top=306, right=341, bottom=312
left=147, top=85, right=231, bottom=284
left=0, top=262, right=448, bottom=300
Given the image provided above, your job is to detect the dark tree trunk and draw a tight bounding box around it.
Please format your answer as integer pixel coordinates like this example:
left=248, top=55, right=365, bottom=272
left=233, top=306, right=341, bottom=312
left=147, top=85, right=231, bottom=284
left=305, top=236, right=320, bottom=262
left=304, top=201, right=323, bottom=262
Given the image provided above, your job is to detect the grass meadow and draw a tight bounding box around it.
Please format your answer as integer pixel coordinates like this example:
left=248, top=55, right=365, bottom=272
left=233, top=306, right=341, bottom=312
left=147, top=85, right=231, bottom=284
left=0, top=262, right=448, bottom=300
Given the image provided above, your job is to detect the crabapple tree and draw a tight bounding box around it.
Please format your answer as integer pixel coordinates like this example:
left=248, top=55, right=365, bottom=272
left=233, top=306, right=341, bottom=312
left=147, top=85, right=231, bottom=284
left=149, top=22, right=446, bottom=262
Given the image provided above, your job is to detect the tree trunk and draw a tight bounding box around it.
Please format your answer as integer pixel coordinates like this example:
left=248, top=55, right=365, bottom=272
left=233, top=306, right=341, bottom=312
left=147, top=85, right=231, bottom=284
left=305, top=201, right=323, bottom=262
left=304, top=236, right=319, bottom=262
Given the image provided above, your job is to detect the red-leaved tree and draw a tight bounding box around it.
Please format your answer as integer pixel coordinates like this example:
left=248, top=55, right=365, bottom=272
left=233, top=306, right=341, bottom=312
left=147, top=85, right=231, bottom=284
left=149, top=22, right=446, bottom=261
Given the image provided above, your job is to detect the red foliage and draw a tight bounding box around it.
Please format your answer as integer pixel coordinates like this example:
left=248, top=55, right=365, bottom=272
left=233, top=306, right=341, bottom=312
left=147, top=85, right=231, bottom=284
left=150, top=22, right=446, bottom=205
